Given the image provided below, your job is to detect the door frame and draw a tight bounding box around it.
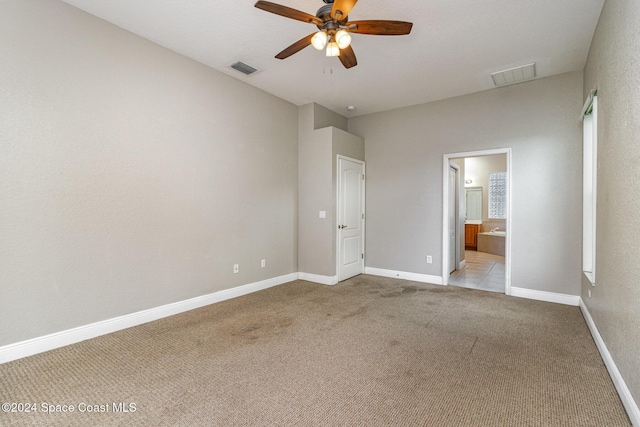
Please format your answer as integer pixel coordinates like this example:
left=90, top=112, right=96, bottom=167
left=336, top=155, right=365, bottom=281
left=448, top=161, right=462, bottom=273
left=441, top=148, right=512, bottom=295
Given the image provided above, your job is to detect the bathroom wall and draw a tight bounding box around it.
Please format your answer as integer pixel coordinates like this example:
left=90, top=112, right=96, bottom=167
left=464, top=155, right=507, bottom=232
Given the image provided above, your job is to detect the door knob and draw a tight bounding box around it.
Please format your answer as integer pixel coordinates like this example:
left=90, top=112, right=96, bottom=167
left=338, top=225, right=347, bottom=229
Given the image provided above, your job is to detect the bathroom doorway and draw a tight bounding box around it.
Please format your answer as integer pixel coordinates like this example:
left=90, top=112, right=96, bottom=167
left=442, top=149, right=511, bottom=295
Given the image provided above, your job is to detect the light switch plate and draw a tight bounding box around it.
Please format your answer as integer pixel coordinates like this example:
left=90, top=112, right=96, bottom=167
left=319, top=211, right=326, bottom=219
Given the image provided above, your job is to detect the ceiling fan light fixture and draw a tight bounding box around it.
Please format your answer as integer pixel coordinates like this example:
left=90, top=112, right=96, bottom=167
left=335, top=29, right=351, bottom=49
left=311, top=31, right=328, bottom=50
left=254, top=0, right=413, bottom=69
left=326, top=41, right=340, bottom=57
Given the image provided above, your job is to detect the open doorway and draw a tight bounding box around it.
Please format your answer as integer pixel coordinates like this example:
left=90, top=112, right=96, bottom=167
left=442, top=149, right=511, bottom=295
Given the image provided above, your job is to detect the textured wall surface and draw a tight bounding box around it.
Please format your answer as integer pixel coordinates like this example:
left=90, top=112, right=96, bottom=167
left=297, top=104, right=363, bottom=278
left=582, top=0, right=640, bottom=407
left=298, top=105, right=334, bottom=277
left=349, top=72, right=583, bottom=295
left=0, top=1, right=298, bottom=346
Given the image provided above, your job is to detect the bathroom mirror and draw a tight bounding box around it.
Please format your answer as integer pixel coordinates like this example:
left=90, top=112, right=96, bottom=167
left=465, top=187, right=483, bottom=221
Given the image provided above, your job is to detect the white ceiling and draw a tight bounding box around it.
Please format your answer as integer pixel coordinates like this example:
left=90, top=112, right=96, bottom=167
left=61, top=0, right=604, bottom=117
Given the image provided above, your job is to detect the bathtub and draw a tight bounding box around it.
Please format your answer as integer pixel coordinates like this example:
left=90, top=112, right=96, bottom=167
left=477, top=232, right=505, bottom=256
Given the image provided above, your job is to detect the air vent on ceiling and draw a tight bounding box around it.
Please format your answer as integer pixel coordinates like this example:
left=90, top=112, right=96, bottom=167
left=491, top=63, right=536, bottom=87
left=229, top=61, right=260, bottom=76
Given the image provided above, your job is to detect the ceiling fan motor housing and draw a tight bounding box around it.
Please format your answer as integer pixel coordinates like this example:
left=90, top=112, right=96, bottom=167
left=316, top=4, right=347, bottom=28
left=316, top=4, right=333, bottom=21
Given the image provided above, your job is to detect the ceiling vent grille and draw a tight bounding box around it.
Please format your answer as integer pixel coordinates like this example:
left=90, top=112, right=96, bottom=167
left=491, top=63, right=536, bottom=87
left=230, top=61, right=260, bottom=76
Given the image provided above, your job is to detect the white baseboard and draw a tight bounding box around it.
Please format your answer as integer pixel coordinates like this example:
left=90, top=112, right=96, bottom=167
left=510, top=287, right=580, bottom=306
left=365, top=267, right=443, bottom=285
left=0, top=273, right=298, bottom=364
left=580, top=298, right=640, bottom=426
left=297, top=272, right=338, bottom=286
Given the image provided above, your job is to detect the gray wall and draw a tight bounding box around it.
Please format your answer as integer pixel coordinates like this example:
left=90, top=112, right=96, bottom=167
left=349, top=71, right=583, bottom=294
left=0, top=1, right=298, bottom=346
left=298, top=104, right=334, bottom=277
left=298, top=103, right=363, bottom=278
left=582, top=0, right=640, bottom=406
left=315, top=105, right=348, bottom=133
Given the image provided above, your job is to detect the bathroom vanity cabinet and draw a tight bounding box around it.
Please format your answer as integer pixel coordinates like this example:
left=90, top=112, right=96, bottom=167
left=465, top=224, right=481, bottom=250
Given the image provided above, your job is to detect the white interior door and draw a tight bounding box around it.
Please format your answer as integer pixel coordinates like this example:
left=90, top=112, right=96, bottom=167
left=338, top=157, right=365, bottom=282
left=448, top=165, right=457, bottom=273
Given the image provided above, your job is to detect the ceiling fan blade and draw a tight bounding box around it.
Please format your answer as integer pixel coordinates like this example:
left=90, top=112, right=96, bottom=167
left=255, top=1, right=322, bottom=25
left=339, top=45, right=357, bottom=69
left=331, top=0, right=358, bottom=21
left=346, top=20, right=413, bottom=35
left=275, top=33, right=315, bottom=59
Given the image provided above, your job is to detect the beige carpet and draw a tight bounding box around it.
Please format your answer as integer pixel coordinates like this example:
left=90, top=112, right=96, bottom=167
left=0, top=275, right=631, bottom=426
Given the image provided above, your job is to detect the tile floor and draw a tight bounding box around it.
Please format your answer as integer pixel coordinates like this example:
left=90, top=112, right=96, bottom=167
left=449, top=250, right=505, bottom=293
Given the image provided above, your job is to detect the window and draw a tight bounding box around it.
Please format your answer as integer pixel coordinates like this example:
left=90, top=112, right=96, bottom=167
left=488, top=172, right=507, bottom=219
left=582, top=91, right=597, bottom=284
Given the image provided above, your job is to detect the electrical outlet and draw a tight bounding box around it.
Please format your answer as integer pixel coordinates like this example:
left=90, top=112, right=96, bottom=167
left=426, top=255, right=432, bottom=264
left=261, top=259, right=266, bottom=268
left=233, top=264, right=239, bottom=274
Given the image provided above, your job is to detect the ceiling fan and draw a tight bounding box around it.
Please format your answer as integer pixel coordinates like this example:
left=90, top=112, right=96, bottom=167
left=254, top=0, right=413, bottom=69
